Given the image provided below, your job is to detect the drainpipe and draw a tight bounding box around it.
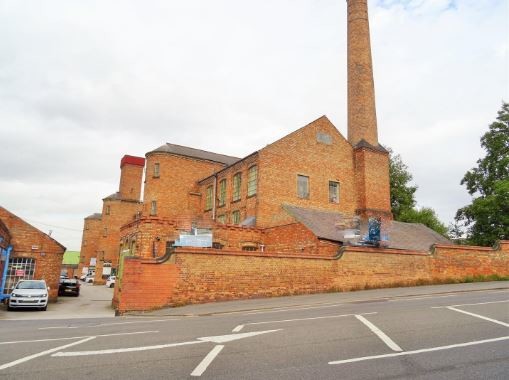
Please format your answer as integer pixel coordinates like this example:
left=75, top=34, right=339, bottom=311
left=0, top=245, right=13, bottom=300
left=212, top=174, right=217, bottom=220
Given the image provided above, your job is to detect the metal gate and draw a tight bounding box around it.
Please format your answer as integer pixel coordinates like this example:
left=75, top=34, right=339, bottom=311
left=4, top=257, right=36, bottom=294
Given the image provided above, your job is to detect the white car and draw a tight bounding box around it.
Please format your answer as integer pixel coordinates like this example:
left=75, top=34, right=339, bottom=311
left=85, top=275, right=95, bottom=284
left=8, top=279, right=49, bottom=311
left=105, top=276, right=116, bottom=288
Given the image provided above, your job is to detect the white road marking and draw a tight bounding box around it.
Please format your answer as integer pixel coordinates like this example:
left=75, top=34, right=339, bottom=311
left=0, top=336, right=95, bottom=370
left=0, top=330, right=159, bottom=345
left=232, top=325, right=244, bottom=332
left=432, top=299, right=509, bottom=309
left=329, top=335, right=509, bottom=365
left=190, top=345, right=224, bottom=377
left=355, top=315, right=402, bottom=352
left=242, top=303, right=347, bottom=315
left=389, top=294, right=456, bottom=302
left=53, top=329, right=281, bottom=357
left=446, top=306, right=509, bottom=327
left=38, top=319, right=175, bottom=330
left=240, top=312, right=378, bottom=329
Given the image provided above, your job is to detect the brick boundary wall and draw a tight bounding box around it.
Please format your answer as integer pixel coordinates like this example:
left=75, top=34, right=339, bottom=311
left=114, top=241, right=509, bottom=313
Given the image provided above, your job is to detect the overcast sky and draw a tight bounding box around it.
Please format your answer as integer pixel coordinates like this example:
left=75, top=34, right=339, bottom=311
left=0, top=0, right=507, bottom=251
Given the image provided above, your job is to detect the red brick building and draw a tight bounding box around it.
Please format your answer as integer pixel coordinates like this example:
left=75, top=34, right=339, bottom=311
left=0, top=207, right=66, bottom=302
left=78, top=155, right=145, bottom=284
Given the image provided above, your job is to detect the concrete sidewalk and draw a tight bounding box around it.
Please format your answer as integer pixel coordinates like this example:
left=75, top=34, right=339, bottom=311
left=0, top=281, right=115, bottom=320
left=124, top=281, right=509, bottom=317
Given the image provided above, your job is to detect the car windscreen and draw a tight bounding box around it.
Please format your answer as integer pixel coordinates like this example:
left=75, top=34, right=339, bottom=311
left=62, top=280, right=78, bottom=285
left=17, top=281, right=46, bottom=289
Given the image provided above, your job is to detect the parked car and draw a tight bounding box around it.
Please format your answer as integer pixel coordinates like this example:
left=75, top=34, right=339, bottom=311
left=80, top=271, right=95, bottom=281
left=85, top=275, right=94, bottom=284
left=8, top=279, right=49, bottom=311
left=105, top=275, right=116, bottom=288
left=58, top=278, right=80, bottom=296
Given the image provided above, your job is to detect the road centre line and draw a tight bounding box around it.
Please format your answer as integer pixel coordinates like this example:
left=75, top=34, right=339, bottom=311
left=355, top=315, right=402, bottom=352
left=329, top=335, right=509, bottom=365
left=431, top=299, right=509, bottom=309
left=190, top=345, right=224, bottom=377
left=0, top=330, right=159, bottom=345
left=232, top=312, right=377, bottom=332
left=38, top=319, right=176, bottom=330
left=445, top=306, right=509, bottom=328
left=0, top=336, right=95, bottom=370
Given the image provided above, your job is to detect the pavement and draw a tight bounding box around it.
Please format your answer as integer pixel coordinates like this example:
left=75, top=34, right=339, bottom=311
left=0, top=281, right=115, bottom=320
left=0, top=281, right=507, bottom=379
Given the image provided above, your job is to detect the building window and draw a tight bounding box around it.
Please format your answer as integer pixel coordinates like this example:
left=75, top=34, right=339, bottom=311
left=153, top=163, right=160, bottom=178
left=205, top=186, right=213, bottom=211
left=232, top=173, right=241, bottom=201
left=242, top=245, right=257, bottom=251
left=232, top=210, right=241, bottom=224
left=218, top=179, right=226, bottom=207
left=329, top=181, right=340, bottom=203
left=297, top=175, right=309, bottom=199
left=217, top=214, right=226, bottom=224
left=150, top=200, right=157, bottom=216
left=105, top=205, right=110, bottom=215
left=103, top=228, right=108, bottom=237
left=247, top=166, right=257, bottom=196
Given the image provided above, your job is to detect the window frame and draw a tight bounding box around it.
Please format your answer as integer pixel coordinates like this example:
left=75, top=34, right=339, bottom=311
left=232, top=172, right=242, bottom=202
left=150, top=200, right=157, bottom=216
left=297, top=174, right=310, bottom=199
left=205, top=185, right=213, bottom=211
left=247, top=165, right=258, bottom=197
left=329, top=181, right=340, bottom=204
left=153, top=163, right=160, bottom=178
left=218, top=179, right=227, bottom=207
left=232, top=210, right=241, bottom=224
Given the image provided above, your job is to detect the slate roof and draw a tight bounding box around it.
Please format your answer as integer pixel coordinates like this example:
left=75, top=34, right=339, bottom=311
left=148, top=143, right=240, bottom=166
left=85, top=213, right=102, bottom=220
left=282, top=205, right=451, bottom=251
left=354, top=139, right=389, bottom=153
left=102, top=192, right=121, bottom=201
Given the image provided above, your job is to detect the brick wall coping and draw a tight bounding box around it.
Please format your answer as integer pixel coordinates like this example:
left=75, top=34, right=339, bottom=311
left=433, top=241, right=509, bottom=252
left=341, top=246, right=429, bottom=256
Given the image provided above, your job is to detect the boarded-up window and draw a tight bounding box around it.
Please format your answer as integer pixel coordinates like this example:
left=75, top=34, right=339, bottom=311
left=154, top=163, right=160, bottom=178
left=247, top=166, right=257, bottom=196
left=150, top=200, right=157, bottom=216
left=218, top=179, right=226, bottom=207
left=297, top=175, right=309, bottom=199
left=232, top=173, right=241, bottom=201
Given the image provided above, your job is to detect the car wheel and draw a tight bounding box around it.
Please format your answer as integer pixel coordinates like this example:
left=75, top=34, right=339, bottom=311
left=41, top=305, right=47, bottom=311
left=7, top=305, right=13, bottom=311
left=109, top=284, right=114, bottom=288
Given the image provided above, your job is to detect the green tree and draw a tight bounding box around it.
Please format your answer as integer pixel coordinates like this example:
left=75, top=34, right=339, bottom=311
left=388, top=148, right=417, bottom=219
left=399, top=207, right=449, bottom=237
left=456, top=102, right=509, bottom=246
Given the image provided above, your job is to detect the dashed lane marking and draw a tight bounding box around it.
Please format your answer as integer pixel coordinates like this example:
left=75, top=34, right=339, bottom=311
left=431, top=299, right=509, bottom=309
left=38, top=319, right=177, bottom=330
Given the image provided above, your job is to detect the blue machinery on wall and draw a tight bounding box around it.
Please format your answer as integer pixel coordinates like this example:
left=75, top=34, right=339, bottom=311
left=0, top=245, right=13, bottom=301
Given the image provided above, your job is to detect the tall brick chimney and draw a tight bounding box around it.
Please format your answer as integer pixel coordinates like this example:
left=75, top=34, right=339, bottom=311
left=347, top=0, right=378, bottom=147
left=119, top=155, right=145, bottom=201
left=346, top=0, right=392, bottom=220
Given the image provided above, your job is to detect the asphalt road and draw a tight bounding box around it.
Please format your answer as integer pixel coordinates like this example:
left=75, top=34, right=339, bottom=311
left=0, top=282, right=508, bottom=379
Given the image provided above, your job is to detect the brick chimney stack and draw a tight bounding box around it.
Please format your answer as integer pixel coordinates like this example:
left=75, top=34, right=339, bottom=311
left=119, top=155, right=145, bottom=201
left=347, top=0, right=378, bottom=147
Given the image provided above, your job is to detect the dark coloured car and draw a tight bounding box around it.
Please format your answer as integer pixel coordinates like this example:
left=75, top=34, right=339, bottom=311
left=58, top=278, right=80, bottom=297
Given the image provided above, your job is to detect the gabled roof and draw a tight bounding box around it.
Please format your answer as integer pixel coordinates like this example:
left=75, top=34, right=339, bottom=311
left=148, top=143, right=240, bottom=166
left=283, top=205, right=451, bottom=251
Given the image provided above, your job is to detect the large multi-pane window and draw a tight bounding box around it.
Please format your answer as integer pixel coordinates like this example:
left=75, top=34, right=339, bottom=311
left=5, top=258, right=36, bottom=294
left=329, top=181, right=340, bottom=203
left=232, top=173, right=242, bottom=201
left=218, top=179, right=226, bottom=207
left=205, top=186, right=213, bottom=211
left=232, top=210, right=241, bottom=224
left=247, top=166, right=257, bottom=196
left=297, top=175, right=310, bottom=199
